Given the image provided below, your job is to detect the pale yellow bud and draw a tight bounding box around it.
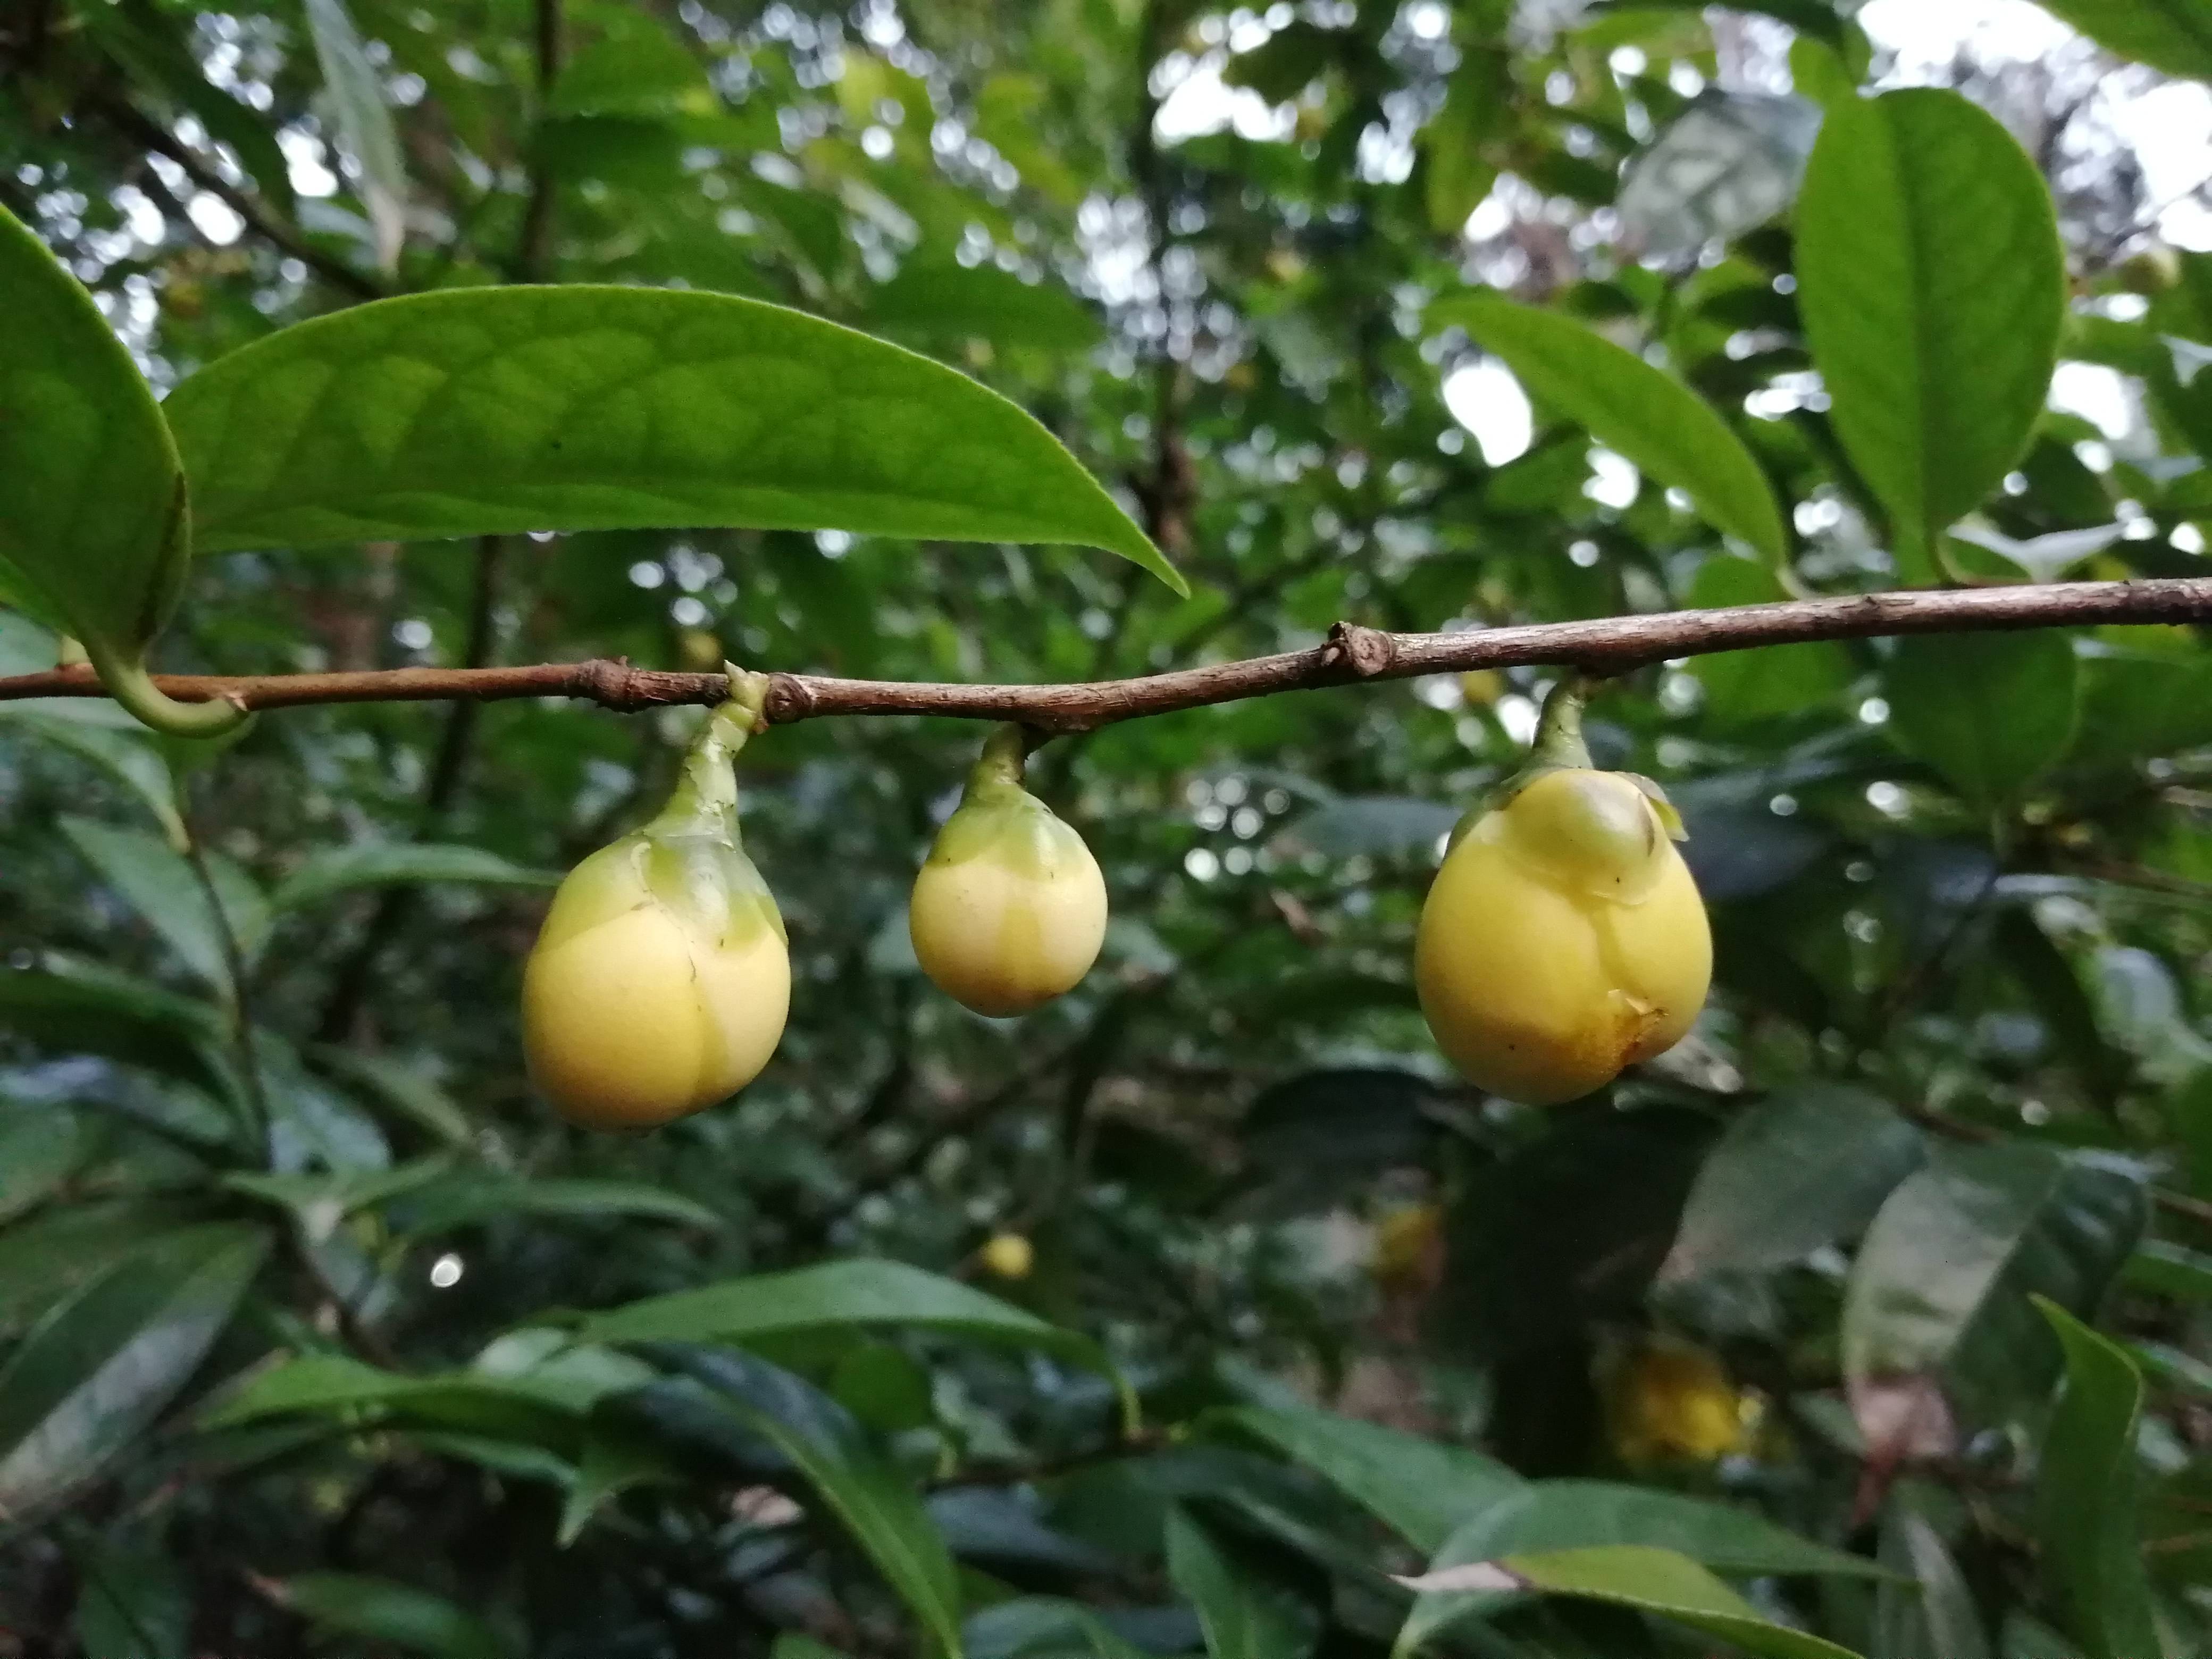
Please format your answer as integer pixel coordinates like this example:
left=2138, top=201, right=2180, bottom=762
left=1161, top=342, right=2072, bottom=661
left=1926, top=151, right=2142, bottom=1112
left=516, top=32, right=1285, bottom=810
left=910, top=730, right=1107, bottom=1017
left=524, top=835, right=789, bottom=1130
left=979, top=1233, right=1035, bottom=1280
left=1415, top=767, right=1710, bottom=1104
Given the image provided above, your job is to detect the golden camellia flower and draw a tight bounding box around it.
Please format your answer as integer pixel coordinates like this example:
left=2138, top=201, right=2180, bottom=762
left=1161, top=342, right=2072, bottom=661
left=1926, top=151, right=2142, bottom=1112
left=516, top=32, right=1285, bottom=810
left=1415, top=680, right=1710, bottom=1104
left=523, top=673, right=789, bottom=1129
left=909, top=725, right=1107, bottom=1017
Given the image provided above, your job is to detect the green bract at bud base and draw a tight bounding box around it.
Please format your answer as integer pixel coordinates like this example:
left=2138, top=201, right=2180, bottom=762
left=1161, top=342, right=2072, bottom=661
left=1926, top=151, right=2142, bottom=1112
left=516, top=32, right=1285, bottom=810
left=909, top=725, right=1108, bottom=1018
left=522, top=673, right=789, bottom=1129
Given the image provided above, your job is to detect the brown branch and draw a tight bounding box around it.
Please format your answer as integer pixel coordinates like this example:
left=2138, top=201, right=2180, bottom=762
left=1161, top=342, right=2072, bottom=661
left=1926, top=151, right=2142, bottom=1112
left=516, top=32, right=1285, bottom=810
left=12, top=578, right=2212, bottom=730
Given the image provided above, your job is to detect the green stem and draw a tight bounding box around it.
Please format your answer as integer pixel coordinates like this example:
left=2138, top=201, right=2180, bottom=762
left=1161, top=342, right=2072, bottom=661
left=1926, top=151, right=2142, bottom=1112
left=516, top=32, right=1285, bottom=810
left=1528, top=674, right=1596, bottom=772
left=648, top=665, right=771, bottom=838
left=963, top=723, right=1036, bottom=806
left=90, top=645, right=252, bottom=739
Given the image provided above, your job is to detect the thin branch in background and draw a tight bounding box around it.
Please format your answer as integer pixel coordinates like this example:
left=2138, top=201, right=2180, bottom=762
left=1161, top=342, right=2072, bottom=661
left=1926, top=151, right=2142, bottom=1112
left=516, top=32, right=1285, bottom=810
left=14, top=576, right=2212, bottom=728
left=97, top=95, right=389, bottom=301
left=515, top=0, right=563, bottom=280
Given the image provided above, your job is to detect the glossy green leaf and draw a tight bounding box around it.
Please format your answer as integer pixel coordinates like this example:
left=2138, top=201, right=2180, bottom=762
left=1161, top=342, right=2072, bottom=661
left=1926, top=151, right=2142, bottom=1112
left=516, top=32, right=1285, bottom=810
left=1167, top=1505, right=1320, bottom=1659
left=0, top=708, right=187, bottom=845
left=2031, top=1, right=2212, bottom=81
left=1213, top=1400, right=1524, bottom=1554
left=274, top=1573, right=517, bottom=1659
left=1873, top=1501, right=1991, bottom=1659
left=161, top=287, right=1183, bottom=592
left=1397, top=1546, right=1865, bottom=1659
left=1429, top=293, right=1788, bottom=563
left=1395, top=1479, right=1885, bottom=1656
left=1795, top=89, right=2064, bottom=574
left=1842, top=1145, right=2147, bottom=1444
left=0, top=204, right=233, bottom=738
left=2034, top=1301, right=2161, bottom=1659
left=0, top=961, right=234, bottom=1100
left=556, top=1425, right=682, bottom=1545
left=0, top=1223, right=267, bottom=1519
left=583, top=1258, right=1132, bottom=1425
left=0, top=1204, right=215, bottom=1338
left=2123, top=1239, right=2212, bottom=1301
left=1686, top=557, right=1854, bottom=722
left=270, top=842, right=562, bottom=911
left=390, top=1171, right=721, bottom=1233
left=60, top=816, right=269, bottom=994
left=963, top=1597, right=1155, bottom=1659
left=1661, top=1085, right=1925, bottom=1283
left=72, top=1530, right=192, bottom=1659
left=0, top=1102, right=87, bottom=1225
left=664, top=1347, right=963, bottom=1658
left=301, top=0, right=407, bottom=270
left=310, top=1049, right=476, bottom=1146
left=1884, top=632, right=2080, bottom=807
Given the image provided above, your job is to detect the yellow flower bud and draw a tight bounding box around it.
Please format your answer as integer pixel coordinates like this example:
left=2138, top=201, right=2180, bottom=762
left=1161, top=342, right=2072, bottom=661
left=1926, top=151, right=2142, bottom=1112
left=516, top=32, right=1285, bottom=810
left=979, top=1232, right=1035, bottom=1280
left=910, top=727, right=1107, bottom=1017
left=523, top=834, right=788, bottom=1129
left=523, top=677, right=788, bottom=1129
left=1415, top=682, right=1710, bottom=1105
left=1605, top=1338, right=1752, bottom=1467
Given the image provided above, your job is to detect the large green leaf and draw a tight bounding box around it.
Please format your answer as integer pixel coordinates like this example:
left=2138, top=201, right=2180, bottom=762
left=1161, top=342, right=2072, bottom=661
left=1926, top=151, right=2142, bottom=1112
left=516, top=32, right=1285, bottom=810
left=0, top=205, right=231, bottom=737
left=272, top=1573, right=517, bottom=1659
left=1429, top=293, right=1788, bottom=564
left=0, top=1102, right=88, bottom=1225
left=1842, top=1145, right=2147, bottom=1448
left=269, top=842, right=560, bottom=911
left=660, top=1347, right=964, bottom=1658
left=1212, top=1401, right=1524, bottom=1554
left=583, top=1258, right=1130, bottom=1423
left=160, top=287, right=1183, bottom=592
left=60, top=816, right=269, bottom=995
left=1395, top=1480, right=1884, bottom=1655
left=1167, top=1505, right=1320, bottom=1659
left=1795, top=89, right=2064, bottom=575
left=2034, top=1301, right=2161, bottom=1659
left=1396, top=1546, right=1865, bottom=1659
left=0, top=1223, right=268, bottom=1519
left=1884, top=632, right=2080, bottom=808
left=2031, top=1, right=2212, bottom=81
left=1661, top=1085, right=1925, bottom=1284
left=0, top=1204, right=216, bottom=1338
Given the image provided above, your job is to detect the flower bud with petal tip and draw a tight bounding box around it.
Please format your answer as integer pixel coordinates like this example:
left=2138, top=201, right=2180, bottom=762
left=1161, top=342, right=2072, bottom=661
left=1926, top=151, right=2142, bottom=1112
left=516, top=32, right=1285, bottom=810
left=910, top=726, right=1107, bottom=1017
left=1415, top=681, right=1711, bottom=1105
left=523, top=676, right=789, bottom=1129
